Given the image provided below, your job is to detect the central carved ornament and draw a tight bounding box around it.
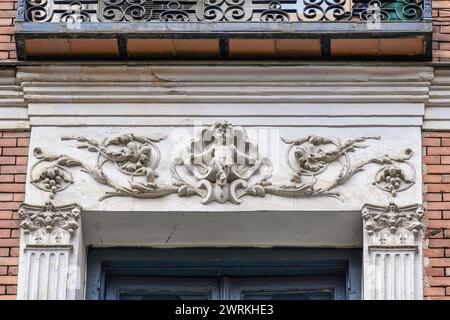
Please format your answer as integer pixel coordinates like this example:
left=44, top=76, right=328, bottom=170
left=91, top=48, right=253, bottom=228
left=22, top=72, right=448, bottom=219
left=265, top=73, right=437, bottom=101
left=171, top=121, right=272, bottom=204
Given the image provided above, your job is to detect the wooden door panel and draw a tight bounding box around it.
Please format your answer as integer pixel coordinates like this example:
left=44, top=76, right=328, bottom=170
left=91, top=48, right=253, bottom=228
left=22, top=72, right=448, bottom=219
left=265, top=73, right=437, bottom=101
left=105, top=275, right=345, bottom=300
left=105, top=277, right=220, bottom=300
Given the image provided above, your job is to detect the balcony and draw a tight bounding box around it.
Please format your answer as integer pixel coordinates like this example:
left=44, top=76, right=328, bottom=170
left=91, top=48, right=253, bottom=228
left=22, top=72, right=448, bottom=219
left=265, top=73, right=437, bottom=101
left=15, top=0, right=432, bottom=59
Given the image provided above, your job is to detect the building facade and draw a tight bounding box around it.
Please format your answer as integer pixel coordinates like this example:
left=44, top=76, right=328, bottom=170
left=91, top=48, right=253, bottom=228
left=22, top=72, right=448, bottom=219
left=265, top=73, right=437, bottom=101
left=0, top=0, right=450, bottom=300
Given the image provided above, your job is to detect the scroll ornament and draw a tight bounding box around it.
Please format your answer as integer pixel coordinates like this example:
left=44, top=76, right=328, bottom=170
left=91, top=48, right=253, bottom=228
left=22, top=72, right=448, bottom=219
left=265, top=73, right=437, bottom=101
left=29, top=121, right=417, bottom=204
left=31, top=133, right=178, bottom=200
left=264, top=135, right=415, bottom=199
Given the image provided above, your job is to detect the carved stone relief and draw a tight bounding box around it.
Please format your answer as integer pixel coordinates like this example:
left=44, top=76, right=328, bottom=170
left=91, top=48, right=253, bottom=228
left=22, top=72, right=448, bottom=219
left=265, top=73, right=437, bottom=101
left=264, top=135, right=415, bottom=200
left=362, top=202, right=424, bottom=246
left=30, top=161, right=73, bottom=199
left=19, top=201, right=82, bottom=245
left=29, top=121, right=417, bottom=204
left=32, top=133, right=178, bottom=201
left=373, top=164, right=415, bottom=196
left=170, top=121, right=272, bottom=204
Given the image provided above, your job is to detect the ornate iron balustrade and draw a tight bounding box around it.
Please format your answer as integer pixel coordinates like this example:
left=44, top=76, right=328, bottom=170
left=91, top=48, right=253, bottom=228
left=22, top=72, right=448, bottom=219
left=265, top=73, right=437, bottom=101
left=21, top=0, right=430, bottom=23
left=14, top=0, right=433, bottom=60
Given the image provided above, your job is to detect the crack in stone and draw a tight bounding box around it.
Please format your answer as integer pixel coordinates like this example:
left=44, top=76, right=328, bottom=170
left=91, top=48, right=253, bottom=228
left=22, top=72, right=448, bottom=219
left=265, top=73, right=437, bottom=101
left=165, top=222, right=179, bottom=244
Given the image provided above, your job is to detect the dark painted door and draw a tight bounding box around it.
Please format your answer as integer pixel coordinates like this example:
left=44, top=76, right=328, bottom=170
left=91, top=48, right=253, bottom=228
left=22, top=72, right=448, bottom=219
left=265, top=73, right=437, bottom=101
left=105, top=275, right=346, bottom=300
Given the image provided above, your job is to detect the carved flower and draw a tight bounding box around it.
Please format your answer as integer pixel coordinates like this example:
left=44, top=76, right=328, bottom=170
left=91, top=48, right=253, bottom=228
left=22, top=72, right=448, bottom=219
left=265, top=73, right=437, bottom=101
left=294, top=145, right=328, bottom=173
left=290, top=136, right=340, bottom=174
left=120, top=142, right=151, bottom=172
left=105, top=135, right=154, bottom=176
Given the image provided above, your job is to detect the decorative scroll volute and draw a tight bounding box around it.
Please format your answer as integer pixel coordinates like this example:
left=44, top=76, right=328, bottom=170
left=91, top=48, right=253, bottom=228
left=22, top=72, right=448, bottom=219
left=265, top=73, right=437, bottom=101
left=195, top=0, right=253, bottom=22
left=24, top=0, right=426, bottom=22
left=31, top=133, right=178, bottom=201
left=265, top=135, right=415, bottom=200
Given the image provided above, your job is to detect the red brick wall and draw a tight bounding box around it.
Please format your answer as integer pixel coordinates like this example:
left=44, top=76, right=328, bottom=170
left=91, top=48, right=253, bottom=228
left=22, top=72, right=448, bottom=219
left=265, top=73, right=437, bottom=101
left=0, top=0, right=16, bottom=60
left=433, top=1, right=450, bottom=61
left=0, top=130, right=28, bottom=300
left=423, top=131, right=450, bottom=300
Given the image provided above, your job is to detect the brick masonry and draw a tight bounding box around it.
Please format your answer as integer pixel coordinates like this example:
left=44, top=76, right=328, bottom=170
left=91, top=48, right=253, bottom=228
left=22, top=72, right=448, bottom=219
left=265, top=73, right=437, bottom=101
left=434, top=0, right=450, bottom=61
left=0, top=130, right=28, bottom=300
left=0, top=0, right=16, bottom=60
left=423, top=131, right=450, bottom=300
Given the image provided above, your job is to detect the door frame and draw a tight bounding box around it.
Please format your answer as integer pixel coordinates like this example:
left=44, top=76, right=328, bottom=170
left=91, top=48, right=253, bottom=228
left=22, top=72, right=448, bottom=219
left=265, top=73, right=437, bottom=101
left=86, top=248, right=362, bottom=300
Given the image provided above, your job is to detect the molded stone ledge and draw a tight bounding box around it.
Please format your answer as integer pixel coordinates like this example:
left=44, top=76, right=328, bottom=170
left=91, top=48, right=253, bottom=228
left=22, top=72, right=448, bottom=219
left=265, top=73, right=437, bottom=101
left=0, top=68, right=27, bottom=130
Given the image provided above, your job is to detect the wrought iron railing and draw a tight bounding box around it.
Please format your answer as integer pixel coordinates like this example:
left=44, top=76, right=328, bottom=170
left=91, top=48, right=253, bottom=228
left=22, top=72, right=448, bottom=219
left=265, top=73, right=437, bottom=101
left=19, top=0, right=430, bottom=23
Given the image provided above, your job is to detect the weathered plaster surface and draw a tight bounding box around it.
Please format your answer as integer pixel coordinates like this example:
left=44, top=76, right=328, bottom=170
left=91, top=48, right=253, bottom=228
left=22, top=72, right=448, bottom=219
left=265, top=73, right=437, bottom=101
left=25, top=126, right=422, bottom=213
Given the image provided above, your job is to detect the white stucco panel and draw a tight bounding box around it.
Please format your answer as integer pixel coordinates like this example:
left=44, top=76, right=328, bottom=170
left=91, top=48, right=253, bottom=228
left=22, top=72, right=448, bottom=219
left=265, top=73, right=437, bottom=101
left=25, top=125, right=422, bottom=212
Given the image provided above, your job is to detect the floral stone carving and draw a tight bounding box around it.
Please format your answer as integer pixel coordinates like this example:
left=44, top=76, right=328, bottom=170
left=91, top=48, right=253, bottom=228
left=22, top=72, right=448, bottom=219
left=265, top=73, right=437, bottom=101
left=31, top=133, right=178, bottom=201
left=19, top=201, right=82, bottom=245
left=264, top=135, right=415, bottom=200
left=170, top=121, right=272, bottom=204
left=29, top=124, right=417, bottom=205
left=362, top=202, right=424, bottom=246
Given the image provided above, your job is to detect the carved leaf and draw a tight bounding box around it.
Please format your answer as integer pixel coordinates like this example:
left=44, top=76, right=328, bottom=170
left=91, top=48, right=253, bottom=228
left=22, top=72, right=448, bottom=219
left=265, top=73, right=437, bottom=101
left=281, top=137, right=296, bottom=144
left=56, top=156, right=83, bottom=167
left=252, top=185, right=265, bottom=197
left=177, top=185, right=193, bottom=196
left=61, top=136, right=100, bottom=147
left=80, top=167, right=109, bottom=185
left=33, top=148, right=62, bottom=161
left=114, top=185, right=135, bottom=193
left=87, top=146, right=99, bottom=152
left=129, top=181, right=157, bottom=192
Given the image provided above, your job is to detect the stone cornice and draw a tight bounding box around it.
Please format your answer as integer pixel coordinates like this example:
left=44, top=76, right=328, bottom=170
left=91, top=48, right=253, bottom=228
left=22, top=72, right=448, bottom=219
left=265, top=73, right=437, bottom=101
left=0, top=68, right=27, bottom=130
left=0, top=63, right=444, bottom=129
left=16, top=65, right=433, bottom=82
left=425, top=67, right=450, bottom=130
left=14, top=64, right=433, bottom=127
